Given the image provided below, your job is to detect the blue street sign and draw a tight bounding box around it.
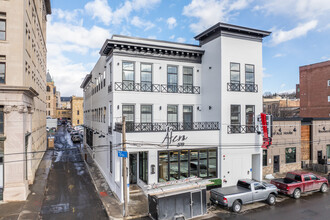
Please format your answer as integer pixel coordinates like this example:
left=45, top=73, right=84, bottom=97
left=118, top=151, right=128, bottom=158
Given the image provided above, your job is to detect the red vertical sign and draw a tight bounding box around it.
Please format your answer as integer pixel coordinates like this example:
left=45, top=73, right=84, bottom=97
left=261, top=113, right=271, bottom=149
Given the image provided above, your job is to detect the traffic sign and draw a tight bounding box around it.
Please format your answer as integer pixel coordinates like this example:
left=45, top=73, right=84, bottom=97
left=118, top=151, right=128, bottom=158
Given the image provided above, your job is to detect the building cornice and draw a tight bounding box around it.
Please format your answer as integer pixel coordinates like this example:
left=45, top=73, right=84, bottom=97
left=80, top=73, right=92, bottom=89
left=44, top=0, right=52, bottom=15
left=0, top=86, right=39, bottom=98
left=100, top=39, right=204, bottom=63
left=194, top=22, right=271, bottom=45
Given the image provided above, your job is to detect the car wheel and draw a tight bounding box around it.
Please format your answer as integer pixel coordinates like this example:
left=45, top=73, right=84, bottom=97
left=293, top=189, right=301, bottom=199
left=232, top=200, right=242, bottom=213
left=267, top=194, right=276, bottom=205
left=320, top=183, right=328, bottom=193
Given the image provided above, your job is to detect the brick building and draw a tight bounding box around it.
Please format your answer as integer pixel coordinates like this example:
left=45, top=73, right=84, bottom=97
left=299, top=60, right=330, bottom=118
left=71, top=96, right=83, bottom=127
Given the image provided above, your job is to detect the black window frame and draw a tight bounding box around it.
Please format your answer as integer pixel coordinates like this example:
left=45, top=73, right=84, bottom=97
left=167, top=65, right=178, bottom=93
left=140, top=63, right=152, bottom=92
left=230, top=62, right=240, bottom=83
left=122, top=61, right=135, bottom=91
left=167, top=105, right=178, bottom=125
left=230, top=105, right=241, bottom=133
left=245, top=105, right=255, bottom=133
left=139, top=151, right=148, bottom=183
left=183, top=105, right=193, bottom=130
left=285, top=147, right=296, bottom=163
left=110, top=141, right=113, bottom=173
left=140, top=105, right=152, bottom=124
left=245, top=64, right=255, bottom=84
left=122, top=105, right=135, bottom=130
left=183, top=66, right=193, bottom=93
left=157, top=148, right=218, bottom=182
left=263, top=150, right=267, bottom=166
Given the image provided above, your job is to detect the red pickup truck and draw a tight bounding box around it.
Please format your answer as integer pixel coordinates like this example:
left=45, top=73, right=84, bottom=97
left=270, top=171, right=328, bottom=199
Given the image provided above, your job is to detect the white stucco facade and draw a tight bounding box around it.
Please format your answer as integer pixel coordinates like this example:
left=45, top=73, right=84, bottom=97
left=81, top=23, right=270, bottom=202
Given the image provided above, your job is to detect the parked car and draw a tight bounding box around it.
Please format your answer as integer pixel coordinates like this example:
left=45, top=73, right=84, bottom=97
left=71, top=134, right=81, bottom=143
left=270, top=171, right=329, bottom=199
left=210, top=179, right=278, bottom=213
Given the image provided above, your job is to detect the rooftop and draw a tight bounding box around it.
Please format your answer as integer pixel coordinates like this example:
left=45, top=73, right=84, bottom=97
left=60, top=97, right=71, bottom=102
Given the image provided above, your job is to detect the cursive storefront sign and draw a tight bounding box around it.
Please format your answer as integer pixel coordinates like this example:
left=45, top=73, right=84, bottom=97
left=162, top=126, right=188, bottom=147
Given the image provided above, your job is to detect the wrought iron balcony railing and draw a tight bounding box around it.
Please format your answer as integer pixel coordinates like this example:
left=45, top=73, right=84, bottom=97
left=227, top=83, right=258, bottom=92
left=114, top=122, right=220, bottom=133
left=227, top=125, right=257, bottom=134
left=114, top=82, right=200, bottom=94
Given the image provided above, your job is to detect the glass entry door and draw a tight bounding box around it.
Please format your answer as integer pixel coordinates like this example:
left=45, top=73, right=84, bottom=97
left=129, top=154, right=137, bottom=184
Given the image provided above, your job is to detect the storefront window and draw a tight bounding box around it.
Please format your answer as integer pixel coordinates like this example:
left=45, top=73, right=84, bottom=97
left=327, top=145, right=330, bottom=159
left=169, top=151, right=179, bottom=180
left=190, top=150, right=199, bottom=177
left=199, top=150, right=208, bottom=178
left=285, top=147, right=296, bottom=163
left=139, top=152, right=148, bottom=183
left=180, top=150, right=189, bottom=179
left=158, top=152, right=168, bottom=182
left=208, top=149, right=217, bottom=178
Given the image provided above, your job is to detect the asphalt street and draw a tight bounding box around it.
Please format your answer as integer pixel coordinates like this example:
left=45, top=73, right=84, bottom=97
left=204, top=190, right=330, bottom=220
left=40, top=126, right=108, bottom=220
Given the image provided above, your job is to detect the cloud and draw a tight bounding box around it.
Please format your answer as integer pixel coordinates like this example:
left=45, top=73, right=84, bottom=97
left=273, top=53, right=286, bottom=58
left=131, top=16, right=155, bottom=31
left=270, top=20, right=318, bottom=45
left=169, top=35, right=175, bottom=40
left=85, top=0, right=112, bottom=25
left=148, top=36, right=157, bottom=39
left=280, top=83, right=286, bottom=88
left=321, top=56, right=330, bottom=60
left=53, top=8, right=83, bottom=24
left=176, top=37, right=186, bottom=43
left=86, top=0, right=161, bottom=25
left=262, top=67, right=272, bottom=78
left=167, top=17, right=177, bottom=29
left=255, top=0, right=330, bottom=21
left=182, top=0, right=251, bottom=33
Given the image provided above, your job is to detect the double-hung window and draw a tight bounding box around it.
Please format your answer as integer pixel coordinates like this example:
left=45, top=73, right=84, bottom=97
left=0, top=16, right=5, bottom=41
left=183, top=106, right=193, bottom=130
left=141, top=63, right=152, bottom=92
left=122, top=61, right=134, bottom=91
left=230, top=63, right=240, bottom=91
left=167, top=66, right=178, bottom=93
left=167, top=105, right=178, bottom=129
left=245, top=105, right=255, bottom=133
left=230, top=105, right=241, bottom=133
left=245, top=64, right=255, bottom=92
left=0, top=62, right=5, bottom=84
left=141, top=105, right=152, bottom=130
left=122, top=105, right=135, bottom=131
left=285, top=147, right=296, bottom=163
left=183, top=67, right=193, bottom=93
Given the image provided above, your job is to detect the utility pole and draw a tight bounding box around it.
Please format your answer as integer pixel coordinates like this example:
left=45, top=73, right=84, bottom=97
left=122, top=116, right=128, bottom=217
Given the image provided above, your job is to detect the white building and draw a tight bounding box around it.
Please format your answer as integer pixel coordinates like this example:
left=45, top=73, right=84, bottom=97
left=81, top=23, right=270, bottom=202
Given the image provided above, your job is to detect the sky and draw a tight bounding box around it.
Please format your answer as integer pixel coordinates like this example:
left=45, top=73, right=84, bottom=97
left=47, top=0, right=330, bottom=97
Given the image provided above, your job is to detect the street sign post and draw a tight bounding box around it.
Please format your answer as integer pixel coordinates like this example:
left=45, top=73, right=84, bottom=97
left=118, top=150, right=128, bottom=158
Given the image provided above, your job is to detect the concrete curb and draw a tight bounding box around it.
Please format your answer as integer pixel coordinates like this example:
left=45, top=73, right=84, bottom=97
left=80, top=147, right=112, bottom=219
left=17, top=149, right=54, bottom=220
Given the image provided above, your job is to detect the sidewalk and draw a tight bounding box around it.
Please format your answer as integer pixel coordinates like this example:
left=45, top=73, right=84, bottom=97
left=0, top=150, right=53, bottom=220
left=80, top=146, right=148, bottom=220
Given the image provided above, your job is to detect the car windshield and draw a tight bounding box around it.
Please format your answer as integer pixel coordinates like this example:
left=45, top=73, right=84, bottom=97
left=237, top=181, right=251, bottom=190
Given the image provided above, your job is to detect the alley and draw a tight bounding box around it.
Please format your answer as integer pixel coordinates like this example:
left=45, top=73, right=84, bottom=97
left=40, top=126, right=108, bottom=220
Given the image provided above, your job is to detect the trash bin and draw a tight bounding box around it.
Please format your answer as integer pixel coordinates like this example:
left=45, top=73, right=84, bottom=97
left=48, top=136, right=55, bottom=149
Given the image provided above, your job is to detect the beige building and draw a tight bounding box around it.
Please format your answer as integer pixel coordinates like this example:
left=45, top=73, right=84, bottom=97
left=263, top=96, right=300, bottom=118
left=71, top=96, right=83, bottom=127
left=56, top=108, right=71, bottom=120
left=0, top=0, right=51, bottom=201
left=60, top=96, right=71, bottom=109
left=263, top=118, right=302, bottom=176
left=56, top=91, right=61, bottom=109
left=46, top=72, right=56, bottom=118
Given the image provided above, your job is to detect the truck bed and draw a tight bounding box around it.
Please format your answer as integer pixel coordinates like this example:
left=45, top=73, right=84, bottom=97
left=211, top=186, right=250, bottom=196
left=272, top=178, right=299, bottom=185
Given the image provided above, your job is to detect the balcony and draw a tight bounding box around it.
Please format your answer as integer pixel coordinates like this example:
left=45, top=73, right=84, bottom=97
left=115, top=122, right=220, bottom=133
left=114, top=82, right=200, bottom=94
left=227, top=83, right=258, bottom=92
left=227, top=125, right=257, bottom=134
